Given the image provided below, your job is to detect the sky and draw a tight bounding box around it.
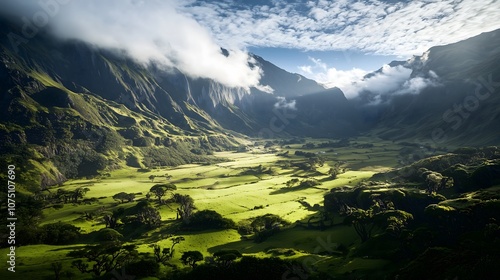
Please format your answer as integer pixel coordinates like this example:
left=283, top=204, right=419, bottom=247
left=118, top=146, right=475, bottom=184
left=1, top=0, right=499, bottom=96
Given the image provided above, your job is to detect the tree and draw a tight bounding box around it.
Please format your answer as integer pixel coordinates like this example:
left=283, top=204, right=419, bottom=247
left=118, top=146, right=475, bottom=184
left=382, top=210, right=413, bottom=238
left=153, top=236, right=184, bottom=264
left=51, top=262, right=63, bottom=280
left=187, top=210, right=235, bottom=230
left=327, top=162, right=343, bottom=179
left=153, top=244, right=172, bottom=265
left=149, top=175, right=155, bottom=182
left=71, top=187, right=90, bottom=203
left=113, top=192, right=130, bottom=203
left=40, top=222, right=81, bottom=244
left=285, top=178, right=299, bottom=188
left=102, top=208, right=124, bottom=229
left=213, top=250, right=242, bottom=267
left=68, top=242, right=137, bottom=277
left=56, top=188, right=71, bottom=204
left=251, top=214, right=286, bottom=232
left=421, top=169, right=453, bottom=194
left=137, top=206, right=161, bottom=228
left=176, top=194, right=195, bottom=223
left=125, top=193, right=135, bottom=202
left=149, top=183, right=177, bottom=204
left=307, top=156, right=325, bottom=171
left=344, top=208, right=376, bottom=243
left=181, top=251, right=203, bottom=268
left=250, top=214, right=289, bottom=242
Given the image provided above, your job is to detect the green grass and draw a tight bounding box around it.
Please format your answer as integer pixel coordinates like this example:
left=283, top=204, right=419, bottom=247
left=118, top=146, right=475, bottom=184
left=14, top=137, right=413, bottom=279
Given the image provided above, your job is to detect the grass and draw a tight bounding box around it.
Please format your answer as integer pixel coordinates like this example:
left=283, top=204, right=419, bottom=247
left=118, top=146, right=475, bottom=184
left=12, top=136, right=409, bottom=279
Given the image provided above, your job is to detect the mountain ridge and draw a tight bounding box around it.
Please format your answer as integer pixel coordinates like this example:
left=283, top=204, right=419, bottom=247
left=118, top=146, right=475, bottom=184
left=1, top=15, right=500, bottom=192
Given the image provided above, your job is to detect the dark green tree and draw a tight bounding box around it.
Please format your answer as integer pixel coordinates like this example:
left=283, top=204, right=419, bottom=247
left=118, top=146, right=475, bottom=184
left=112, top=192, right=130, bottom=203
left=176, top=194, right=195, bottom=223
left=343, top=208, right=376, bottom=243
left=153, top=236, right=184, bottom=264
left=213, top=249, right=242, bottom=267
left=102, top=208, right=125, bottom=229
left=181, top=251, right=203, bottom=268
left=137, top=206, right=162, bottom=228
left=71, top=187, right=90, bottom=203
left=68, top=242, right=137, bottom=277
left=149, top=183, right=177, bottom=204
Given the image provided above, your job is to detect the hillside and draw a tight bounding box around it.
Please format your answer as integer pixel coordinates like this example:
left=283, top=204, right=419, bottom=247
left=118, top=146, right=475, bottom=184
left=355, top=29, right=500, bottom=146
left=0, top=17, right=360, bottom=191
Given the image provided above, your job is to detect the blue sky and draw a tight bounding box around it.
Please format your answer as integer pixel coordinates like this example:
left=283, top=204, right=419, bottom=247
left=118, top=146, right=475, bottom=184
left=248, top=47, right=399, bottom=73
left=2, top=0, right=499, bottom=93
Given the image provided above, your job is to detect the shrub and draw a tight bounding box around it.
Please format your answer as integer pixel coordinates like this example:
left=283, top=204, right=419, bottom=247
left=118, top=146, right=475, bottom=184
left=186, top=210, right=235, bottom=231
left=96, top=228, right=123, bottom=242
left=39, top=222, right=80, bottom=245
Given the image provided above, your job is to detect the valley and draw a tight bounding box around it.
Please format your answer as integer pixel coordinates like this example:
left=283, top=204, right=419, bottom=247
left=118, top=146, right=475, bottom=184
left=2, top=136, right=499, bottom=279
left=0, top=136, right=404, bottom=279
left=1, top=4, right=499, bottom=279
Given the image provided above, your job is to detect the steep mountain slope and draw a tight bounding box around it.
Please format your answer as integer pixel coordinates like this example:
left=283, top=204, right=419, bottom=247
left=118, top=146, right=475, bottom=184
left=0, top=17, right=359, bottom=191
left=356, top=29, right=500, bottom=146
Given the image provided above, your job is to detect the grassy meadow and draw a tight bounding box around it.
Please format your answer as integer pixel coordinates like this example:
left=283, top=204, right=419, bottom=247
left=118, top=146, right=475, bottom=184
left=1, top=137, right=439, bottom=279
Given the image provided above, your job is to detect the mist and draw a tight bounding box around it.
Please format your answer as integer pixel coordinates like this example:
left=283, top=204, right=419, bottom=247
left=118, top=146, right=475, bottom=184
left=0, top=0, right=262, bottom=89
left=321, top=64, right=440, bottom=104
left=274, top=96, right=297, bottom=110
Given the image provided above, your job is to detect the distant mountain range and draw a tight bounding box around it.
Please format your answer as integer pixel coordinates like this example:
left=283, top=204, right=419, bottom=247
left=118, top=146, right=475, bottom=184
left=1, top=15, right=499, bottom=189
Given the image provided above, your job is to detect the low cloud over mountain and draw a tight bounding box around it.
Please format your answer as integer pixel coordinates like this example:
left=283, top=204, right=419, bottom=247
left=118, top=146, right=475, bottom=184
left=0, top=0, right=262, bottom=89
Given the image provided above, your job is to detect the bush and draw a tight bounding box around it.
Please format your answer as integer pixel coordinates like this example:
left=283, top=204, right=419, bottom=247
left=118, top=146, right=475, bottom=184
left=52, top=204, right=64, bottom=209
left=186, top=210, right=235, bottom=231
left=96, top=228, right=123, bottom=242
left=39, top=222, right=80, bottom=245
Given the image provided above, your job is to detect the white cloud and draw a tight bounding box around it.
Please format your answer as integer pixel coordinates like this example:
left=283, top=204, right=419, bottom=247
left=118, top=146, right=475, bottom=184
left=297, top=56, right=368, bottom=97
left=297, top=60, right=436, bottom=99
left=396, top=76, right=440, bottom=95
left=0, top=0, right=263, bottom=90
left=355, top=65, right=413, bottom=96
left=255, top=84, right=274, bottom=94
left=314, top=67, right=368, bottom=98
left=274, top=96, right=297, bottom=110
left=298, top=65, right=313, bottom=75
left=187, top=0, right=500, bottom=57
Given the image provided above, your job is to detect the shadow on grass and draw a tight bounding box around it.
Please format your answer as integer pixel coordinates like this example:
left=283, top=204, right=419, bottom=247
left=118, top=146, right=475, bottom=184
left=207, top=222, right=357, bottom=256
left=48, top=245, right=87, bottom=252
left=270, top=186, right=325, bottom=195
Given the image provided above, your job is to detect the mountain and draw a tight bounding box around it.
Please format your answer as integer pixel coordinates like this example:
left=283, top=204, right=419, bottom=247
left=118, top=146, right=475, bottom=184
left=2, top=11, right=499, bottom=192
left=0, top=17, right=358, bottom=191
left=354, top=29, right=500, bottom=146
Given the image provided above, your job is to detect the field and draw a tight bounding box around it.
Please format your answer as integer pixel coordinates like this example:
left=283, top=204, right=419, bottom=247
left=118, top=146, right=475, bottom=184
left=0, top=137, right=430, bottom=279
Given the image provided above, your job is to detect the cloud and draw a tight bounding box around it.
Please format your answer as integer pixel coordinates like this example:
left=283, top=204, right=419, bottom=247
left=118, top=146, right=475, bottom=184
left=274, top=96, right=297, bottom=110
left=314, top=67, right=368, bottom=98
left=187, top=0, right=500, bottom=57
left=0, top=0, right=262, bottom=90
left=354, top=65, right=413, bottom=97
left=298, top=60, right=439, bottom=100
left=298, top=57, right=368, bottom=97
left=396, top=76, right=440, bottom=95
left=255, top=84, right=274, bottom=94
